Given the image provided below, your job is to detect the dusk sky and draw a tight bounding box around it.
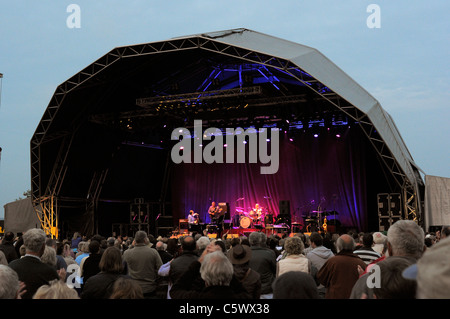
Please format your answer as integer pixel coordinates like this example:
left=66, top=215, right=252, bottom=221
left=0, top=1, right=449, bottom=218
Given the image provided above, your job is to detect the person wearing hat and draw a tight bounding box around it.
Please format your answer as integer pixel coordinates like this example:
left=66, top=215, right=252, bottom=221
left=227, top=244, right=261, bottom=299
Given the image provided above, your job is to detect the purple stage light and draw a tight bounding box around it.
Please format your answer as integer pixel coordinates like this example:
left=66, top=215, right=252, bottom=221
left=314, top=134, right=319, bottom=138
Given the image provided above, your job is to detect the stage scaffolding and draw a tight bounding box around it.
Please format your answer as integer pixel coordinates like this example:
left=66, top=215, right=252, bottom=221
left=30, top=28, right=424, bottom=237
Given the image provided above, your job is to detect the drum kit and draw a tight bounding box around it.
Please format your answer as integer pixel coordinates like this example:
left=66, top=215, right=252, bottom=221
left=235, top=206, right=266, bottom=229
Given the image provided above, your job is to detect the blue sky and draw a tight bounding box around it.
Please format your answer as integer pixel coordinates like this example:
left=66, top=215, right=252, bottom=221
left=0, top=1, right=449, bottom=218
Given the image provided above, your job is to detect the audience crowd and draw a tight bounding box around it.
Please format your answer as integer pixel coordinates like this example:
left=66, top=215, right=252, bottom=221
left=0, top=220, right=449, bottom=300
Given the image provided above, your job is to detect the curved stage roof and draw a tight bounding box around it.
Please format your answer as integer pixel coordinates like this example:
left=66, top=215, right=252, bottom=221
left=31, top=28, right=424, bottom=237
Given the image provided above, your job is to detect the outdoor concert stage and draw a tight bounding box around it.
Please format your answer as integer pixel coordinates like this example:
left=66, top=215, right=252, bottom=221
left=30, top=29, right=424, bottom=239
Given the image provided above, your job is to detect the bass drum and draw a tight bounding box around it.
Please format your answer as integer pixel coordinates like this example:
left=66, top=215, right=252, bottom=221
left=240, top=216, right=252, bottom=229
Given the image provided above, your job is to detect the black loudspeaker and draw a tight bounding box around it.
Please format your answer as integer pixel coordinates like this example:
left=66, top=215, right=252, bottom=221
left=279, top=200, right=290, bottom=216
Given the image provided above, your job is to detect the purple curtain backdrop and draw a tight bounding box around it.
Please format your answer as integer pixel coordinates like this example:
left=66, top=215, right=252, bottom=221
left=170, top=126, right=368, bottom=231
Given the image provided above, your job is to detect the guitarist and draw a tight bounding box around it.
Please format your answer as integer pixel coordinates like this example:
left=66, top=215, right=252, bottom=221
left=208, top=202, right=223, bottom=224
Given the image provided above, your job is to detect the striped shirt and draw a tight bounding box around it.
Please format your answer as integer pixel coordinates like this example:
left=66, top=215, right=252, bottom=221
left=353, top=247, right=381, bottom=265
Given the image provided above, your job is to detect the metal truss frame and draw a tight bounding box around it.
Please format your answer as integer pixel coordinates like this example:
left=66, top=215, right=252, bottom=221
left=31, top=31, right=423, bottom=235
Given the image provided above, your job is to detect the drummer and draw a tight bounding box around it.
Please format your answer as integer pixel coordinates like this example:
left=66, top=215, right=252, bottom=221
left=250, top=203, right=263, bottom=223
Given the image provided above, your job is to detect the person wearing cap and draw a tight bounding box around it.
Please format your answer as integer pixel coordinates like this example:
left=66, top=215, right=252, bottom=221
left=227, top=244, right=261, bottom=299
left=403, top=236, right=450, bottom=299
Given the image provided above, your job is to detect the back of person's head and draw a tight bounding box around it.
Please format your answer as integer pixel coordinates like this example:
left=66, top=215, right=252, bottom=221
left=230, top=237, right=240, bottom=247
left=109, top=277, right=144, bottom=299
left=416, top=236, right=450, bottom=299
left=387, top=220, right=424, bottom=259
left=336, top=234, right=355, bottom=252
left=88, top=240, right=100, bottom=254
left=23, top=228, right=46, bottom=255
left=99, top=247, right=123, bottom=274
left=56, top=242, right=65, bottom=256
left=373, top=256, right=416, bottom=299
left=273, top=271, right=319, bottom=299
left=134, top=231, right=148, bottom=245
left=441, top=226, right=450, bottom=239
left=45, top=238, right=56, bottom=247
left=41, top=246, right=57, bottom=267
left=200, top=251, right=234, bottom=287
left=214, top=240, right=226, bottom=253
left=362, top=232, right=374, bottom=247
left=249, top=231, right=266, bottom=247
left=3, top=231, right=15, bottom=242
left=155, top=241, right=165, bottom=251
left=309, top=232, right=323, bottom=247
left=284, top=236, right=305, bottom=255
left=181, top=236, right=196, bottom=252
left=33, top=280, right=79, bottom=299
left=0, top=265, right=20, bottom=299
left=196, top=236, right=210, bottom=251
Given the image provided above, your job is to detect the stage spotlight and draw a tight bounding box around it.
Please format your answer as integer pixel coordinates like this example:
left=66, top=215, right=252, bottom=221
left=224, top=144, right=228, bottom=147
left=266, top=138, right=270, bottom=142
left=289, top=138, right=293, bottom=142
left=336, top=134, right=341, bottom=138
left=314, top=134, right=319, bottom=138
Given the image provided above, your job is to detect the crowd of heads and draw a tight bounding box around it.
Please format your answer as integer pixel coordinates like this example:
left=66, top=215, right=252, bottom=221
left=0, top=221, right=449, bottom=299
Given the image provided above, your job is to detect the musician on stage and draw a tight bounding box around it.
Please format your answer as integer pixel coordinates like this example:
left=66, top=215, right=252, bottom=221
left=208, top=201, right=220, bottom=224
left=250, top=203, right=263, bottom=223
left=188, top=210, right=199, bottom=225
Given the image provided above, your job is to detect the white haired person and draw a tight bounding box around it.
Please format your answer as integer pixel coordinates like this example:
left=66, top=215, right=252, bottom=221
left=8, top=228, right=64, bottom=299
left=170, top=243, right=251, bottom=299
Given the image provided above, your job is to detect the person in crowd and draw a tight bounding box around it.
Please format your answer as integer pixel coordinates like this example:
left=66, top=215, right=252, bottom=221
left=227, top=244, right=261, bottom=299
left=404, top=236, right=450, bottom=299
left=80, top=239, right=102, bottom=290
left=0, top=264, right=22, bottom=299
left=169, top=236, right=199, bottom=287
left=155, top=241, right=173, bottom=264
left=81, top=246, right=127, bottom=299
left=41, top=245, right=57, bottom=269
left=0, top=231, right=19, bottom=263
left=8, top=228, right=62, bottom=299
left=46, top=238, right=67, bottom=271
left=306, top=232, right=334, bottom=270
left=369, top=256, right=417, bottom=299
left=306, top=232, right=334, bottom=298
left=0, top=251, right=7, bottom=265
left=33, top=279, right=79, bottom=299
left=196, top=236, right=211, bottom=256
left=62, top=243, right=76, bottom=266
left=350, top=219, right=425, bottom=299
left=272, top=271, right=319, bottom=299
left=14, top=233, right=24, bottom=260
left=440, top=225, right=450, bottom=240
left=317, top=234, right=366, bottom=299
left=71, top=232, right=81, bottom=251
left=122, top=231, right=163, bottom=299
left=166, top=237, right=181, bottom=259
left=248, top=231, right=276, bottom=299
left=372, top=232, right=388, bottom=256
left=353, top=232, right=381, bottom=265
left=75, top=241, right=89, bottom=264
left=277, top=236, right=312, bottom=277
left=170, top=245, right=250, bottom=299
left=109, top=276, right=144, bottom=299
